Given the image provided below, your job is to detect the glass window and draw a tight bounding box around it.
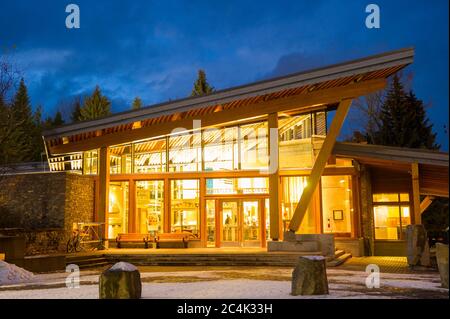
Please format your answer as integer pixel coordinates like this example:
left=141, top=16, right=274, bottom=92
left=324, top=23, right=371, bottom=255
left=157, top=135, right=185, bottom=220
left=169, top=132, right=202, bottom=172
left=110, top=144, right=132, bottom=174
left=206, top=177, right=268, bottom=195
left=171, top=179, right=200, bottom=238
left=83, top=149, right=98, bottom=175
left=108, top=181, right=129, bottom=238
left=279, top=114, right=313, bottom=168
left=240, top=121, right=268, bottom=170
left=265, top=198, right=270, bottom=240
left=134, top=138, right=166, bottom=173
left=281, top=176, right=316, bottom=234
left=243, top=200, right=260, bottom=241
left=206, top=200, right=216, bottom=247
left=136, top=181, right=164, bottom=235
left=321, top=176, right=353, bottom=236
left=203, top=126, right=239, bottom=171
left=373, top=192, right=411, bottom=240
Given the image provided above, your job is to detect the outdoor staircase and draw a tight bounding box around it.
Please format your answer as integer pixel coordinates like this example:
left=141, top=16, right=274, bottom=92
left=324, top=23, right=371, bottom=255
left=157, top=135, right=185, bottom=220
left=327, top=249, right=352, bottom=267
left=66, top=254, right=109, bottom=269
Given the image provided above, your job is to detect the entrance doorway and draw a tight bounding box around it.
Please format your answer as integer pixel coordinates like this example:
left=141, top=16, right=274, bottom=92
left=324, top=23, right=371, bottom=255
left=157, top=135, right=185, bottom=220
left=219, top=199, right=262, bottom=247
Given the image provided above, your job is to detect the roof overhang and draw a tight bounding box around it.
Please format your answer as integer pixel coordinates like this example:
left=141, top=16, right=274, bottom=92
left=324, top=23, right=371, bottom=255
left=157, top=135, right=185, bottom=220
left=43, top=47, right=415, bottom=155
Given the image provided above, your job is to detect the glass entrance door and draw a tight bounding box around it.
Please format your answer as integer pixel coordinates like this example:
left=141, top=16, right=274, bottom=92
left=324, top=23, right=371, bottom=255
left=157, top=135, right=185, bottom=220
left=219, top=199, right=261, bottom=247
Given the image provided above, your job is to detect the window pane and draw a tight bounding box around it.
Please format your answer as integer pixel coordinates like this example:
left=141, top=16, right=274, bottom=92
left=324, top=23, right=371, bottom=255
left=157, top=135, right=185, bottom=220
left=281, top=176, right=316, bottom=234
left=400, top=193, right=410, bottom=202
left=171, top=179, right=200, bottom=238
left=374, top=205, right=401, bottom=239
left=265, top=198, right=270, bottom=240
left=373, top=193, right=399, bottom=203
left=203, top=127, right=238, bottom=171
left=136, top=181, right=164, bottom=235
left=321, top=175, right=353, bottom=235
left=110, top=144, right=132, bottom=174
left=279, top=114, right=313, bottom=169
left=240, top=121, right=268, bottom=170
left=206, top=177, right=268, bottom=195
left=108, top=181, right=129, bottom=239
left=169, top=132, right=201, bottom=172
left=83, top=150, right=98, bottom=175
left=134, top=138, right=166, bottom=173
left=243, top=201, right=260, bottom=241
left=206, top=200, right=216, bottom=247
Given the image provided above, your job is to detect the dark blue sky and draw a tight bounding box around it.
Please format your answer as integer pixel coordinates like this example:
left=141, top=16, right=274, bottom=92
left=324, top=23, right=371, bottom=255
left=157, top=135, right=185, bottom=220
left=0, top=0, right=448, bottom=149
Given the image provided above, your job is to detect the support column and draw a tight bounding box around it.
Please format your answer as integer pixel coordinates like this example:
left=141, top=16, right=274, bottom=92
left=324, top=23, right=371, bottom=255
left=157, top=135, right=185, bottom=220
left=98, top=146, right=110, bottom=244
left=268, top=112, right=281, bottom=241
left=411, top=162, right=421, bottom=224
left=289, top=99, right=353, bottom=232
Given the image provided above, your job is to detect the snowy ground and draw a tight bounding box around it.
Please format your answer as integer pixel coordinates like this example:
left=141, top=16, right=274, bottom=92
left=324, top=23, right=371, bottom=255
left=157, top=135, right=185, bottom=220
left=0, top=266, right=447, bottom=299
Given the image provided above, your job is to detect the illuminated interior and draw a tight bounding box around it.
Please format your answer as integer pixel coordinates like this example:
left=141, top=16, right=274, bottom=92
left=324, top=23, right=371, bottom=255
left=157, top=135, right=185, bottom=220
left=134, top=138, right=166, bottom=173
left=108, top=181, right=129, bottom=238
left=321, top=175, right=353, bottom=236
left=83, top=149, right=98, bottom=175
left=136, top=180, right=164, bottom=235
left=110, top=144, right=132, bottom=174
left=206, top=199, right=216, bottom=247
left=171, top=179, right=200, bottom=237
left=373, top=193, right=411, bottom=240
left=281, top=176, right=316, bottom=234
left=242, top=200, right=259, bottom=241
left=206, top=177, right=268, bottom=195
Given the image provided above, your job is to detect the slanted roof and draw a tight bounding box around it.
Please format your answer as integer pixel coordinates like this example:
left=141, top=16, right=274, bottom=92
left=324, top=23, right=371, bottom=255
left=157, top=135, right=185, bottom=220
left=333, top=142, right=449, bottom=197
left=43, top=47, right=414, bottom=155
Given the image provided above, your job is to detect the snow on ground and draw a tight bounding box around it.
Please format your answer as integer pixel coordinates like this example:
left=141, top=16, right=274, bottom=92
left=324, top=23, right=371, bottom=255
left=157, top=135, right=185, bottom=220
left=0, top=266, right=447, bottom=299
left=0, top=261, right=35, bottom=286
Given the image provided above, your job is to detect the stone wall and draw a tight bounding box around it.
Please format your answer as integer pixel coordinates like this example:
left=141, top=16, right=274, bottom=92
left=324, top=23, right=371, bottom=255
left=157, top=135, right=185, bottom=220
left=0, top=172, right=95, bottom=255
left=359, top=164, right=375, bottom=256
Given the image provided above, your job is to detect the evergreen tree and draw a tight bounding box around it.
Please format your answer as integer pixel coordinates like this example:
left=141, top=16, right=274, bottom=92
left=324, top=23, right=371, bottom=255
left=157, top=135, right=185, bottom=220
left=131, top=97, right=142, bottom=110
left=52, top=111, right=65, bottom=127
left=191, top=70, right=214, bottom=96
left=70, top=96, right=83, bottom=122
left=79, top=86, right=111, bottom=121
left=370, top=74, right=439, bottom=149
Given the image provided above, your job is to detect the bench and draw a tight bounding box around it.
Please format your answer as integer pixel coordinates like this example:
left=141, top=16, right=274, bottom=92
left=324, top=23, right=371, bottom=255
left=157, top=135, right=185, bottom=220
left=155, top=233, right=190, bottom=248
left=116, top=233, right=154, bottom=249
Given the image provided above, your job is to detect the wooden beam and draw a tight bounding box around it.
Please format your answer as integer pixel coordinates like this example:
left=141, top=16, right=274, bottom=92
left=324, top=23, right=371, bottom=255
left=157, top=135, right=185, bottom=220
left=411, top=162, right=421, bottom=224
left=49, top=79, right=386, bottom=154
left=420, top=195, right=435, bottom=214
left=288, top=99, right=353, bottom=232
left=98, top=146, right=110, bottom=242
left=268, top=113, right=280, bottom=240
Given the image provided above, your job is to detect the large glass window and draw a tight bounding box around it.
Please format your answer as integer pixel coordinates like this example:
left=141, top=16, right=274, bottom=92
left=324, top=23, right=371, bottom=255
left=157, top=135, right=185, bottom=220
left=108, top=181, right=129, bottom=238
left=203, top=127, right=239, bottom=171
left=83, top=149, right=98, bottom=175
left=171, top=179, right=200, bottom=238
left=136, top=180, right=164, bottom=235
left=206, top=177, right=268, bottom=195
left=134, top=138, right=166, bottom=173
left=281, top=176, right=316, bottom=234
left=206, top=199, right=216, bottom=247
left=240, top=121, right=268, bottom=170
left=373, top=193, right=411, bottom=240
left=110, top=144, right=132, bottom=174
left=169, top=132, right=202, bottom=172
left=279, top=114, right=313, bottom=168
left=321, top=175, right=354, bottom=236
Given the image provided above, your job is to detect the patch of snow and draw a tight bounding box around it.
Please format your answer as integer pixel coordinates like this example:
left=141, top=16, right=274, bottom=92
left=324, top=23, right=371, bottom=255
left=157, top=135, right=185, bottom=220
left=302, top=256, right=325, bottom=261
left=0, top=261, right=35, bottom=286
left=109, top=262, right=138, bottom=272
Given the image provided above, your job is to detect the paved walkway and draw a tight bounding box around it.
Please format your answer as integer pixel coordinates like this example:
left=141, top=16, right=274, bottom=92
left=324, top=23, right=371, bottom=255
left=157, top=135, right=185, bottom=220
left=339, top=256, right=437, bottom=274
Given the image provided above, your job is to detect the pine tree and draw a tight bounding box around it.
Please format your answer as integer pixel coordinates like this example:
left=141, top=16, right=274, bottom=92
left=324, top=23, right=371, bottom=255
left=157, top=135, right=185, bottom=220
left=191, top=70, right=214, bottom=96
left=371, top=74, right=439, bottom=149
left=71, top=96, right=83, bottom=122
left=52, top=111, right=65, bottom=127
left=131, top=97, right=142, bottom=110
left=79, top=86, right=111, bottom=121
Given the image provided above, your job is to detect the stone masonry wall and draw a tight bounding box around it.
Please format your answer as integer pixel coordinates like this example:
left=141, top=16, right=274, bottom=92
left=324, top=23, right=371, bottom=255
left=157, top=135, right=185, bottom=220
left=359, top=164, right=375, bottom=256
left=0, top=172, right=95, bottom=255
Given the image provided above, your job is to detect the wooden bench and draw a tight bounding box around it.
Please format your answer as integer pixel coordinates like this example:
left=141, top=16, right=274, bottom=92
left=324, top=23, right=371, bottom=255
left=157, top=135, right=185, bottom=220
left=116, top=233, right=154, bottom=249
left=155, top=233, right=190, bottom=248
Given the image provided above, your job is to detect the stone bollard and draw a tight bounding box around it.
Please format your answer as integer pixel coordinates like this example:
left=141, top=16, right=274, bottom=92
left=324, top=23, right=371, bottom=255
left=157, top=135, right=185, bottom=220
left=406, top=225, right=430, bottom=267
left=99, top=262, right=142, bottom=299
left=291, top=256, right=329, bottom=296
left=435, top=243, right=449, bottom=289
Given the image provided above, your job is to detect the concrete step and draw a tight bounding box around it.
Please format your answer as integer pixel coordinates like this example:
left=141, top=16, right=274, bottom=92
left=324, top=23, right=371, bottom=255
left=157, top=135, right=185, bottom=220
left=327, top=252, right=352, bottom=267
left=334, top=249, right=345, bottom=259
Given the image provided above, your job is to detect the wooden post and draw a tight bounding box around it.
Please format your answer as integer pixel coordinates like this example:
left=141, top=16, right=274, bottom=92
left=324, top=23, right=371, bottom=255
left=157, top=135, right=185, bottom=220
left=411, top=162, right=421, bottom=224
left=420, top=195, right=435, bottom=214
left=268, top=113, right=280, bottom=241
left=98, top=146, right=110, bottom=242
left=289, top=99, right=353, bottom=233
